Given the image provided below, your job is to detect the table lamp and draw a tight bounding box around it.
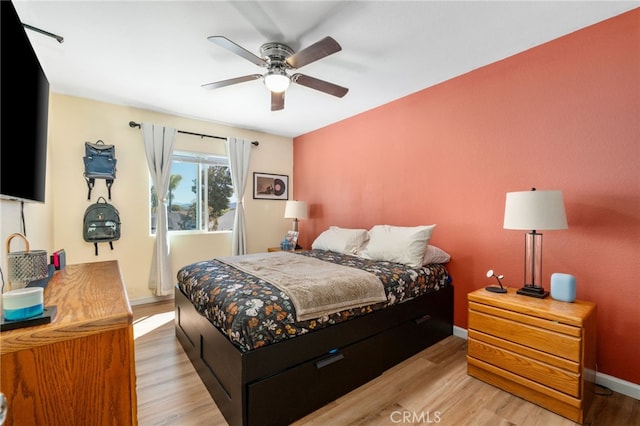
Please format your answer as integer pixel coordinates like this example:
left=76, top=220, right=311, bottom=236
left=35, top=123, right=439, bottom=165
left=284, top=200, right=307, bottom=232
left=503, top=188, right=568, bottom=298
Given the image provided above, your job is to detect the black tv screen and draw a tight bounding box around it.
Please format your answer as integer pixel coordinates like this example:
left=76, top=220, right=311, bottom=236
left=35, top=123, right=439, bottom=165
left=0, top=1, right=50, bottom=203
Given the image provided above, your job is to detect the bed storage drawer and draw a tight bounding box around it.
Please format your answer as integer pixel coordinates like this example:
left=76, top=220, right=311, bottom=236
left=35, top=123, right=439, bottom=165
left=175, top=287, right=245, bottom=424
left=175, top=291, right=200, bottom=349
left=246, top=311, right=446, bottom=425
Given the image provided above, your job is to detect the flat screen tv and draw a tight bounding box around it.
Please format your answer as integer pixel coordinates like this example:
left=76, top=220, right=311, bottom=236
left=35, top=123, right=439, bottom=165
left=0, top=1, right=50, bottom=203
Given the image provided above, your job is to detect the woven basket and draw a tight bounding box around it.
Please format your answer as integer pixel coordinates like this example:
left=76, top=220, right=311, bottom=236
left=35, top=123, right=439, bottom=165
left=6, top=233, right=48, bottom=289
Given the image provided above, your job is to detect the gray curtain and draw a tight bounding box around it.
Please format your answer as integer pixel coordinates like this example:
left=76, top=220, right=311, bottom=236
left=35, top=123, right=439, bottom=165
left=227, top=137, right=252, bottom=256
left=142, top=123, right=177, bottom=296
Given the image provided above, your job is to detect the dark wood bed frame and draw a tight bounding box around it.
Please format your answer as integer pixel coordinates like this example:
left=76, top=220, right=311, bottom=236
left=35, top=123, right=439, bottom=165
left=175, top=283, right=454, bottom=426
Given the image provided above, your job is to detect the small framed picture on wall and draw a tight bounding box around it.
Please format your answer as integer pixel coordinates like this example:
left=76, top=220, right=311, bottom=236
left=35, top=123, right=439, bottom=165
left=253, top=172, right=289, bottom=200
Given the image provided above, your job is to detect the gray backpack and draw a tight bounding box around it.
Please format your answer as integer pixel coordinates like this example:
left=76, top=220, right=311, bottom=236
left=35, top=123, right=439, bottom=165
left=83, top=197, right=121, bottom=255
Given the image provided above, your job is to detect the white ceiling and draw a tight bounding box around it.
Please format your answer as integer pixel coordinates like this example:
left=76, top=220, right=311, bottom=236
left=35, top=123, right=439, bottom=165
left=12, top=1, right=639, bottom=138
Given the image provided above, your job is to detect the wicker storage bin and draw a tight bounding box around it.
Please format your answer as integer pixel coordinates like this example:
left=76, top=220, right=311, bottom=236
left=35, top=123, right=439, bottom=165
left=6, top=233, right=48, bottom=289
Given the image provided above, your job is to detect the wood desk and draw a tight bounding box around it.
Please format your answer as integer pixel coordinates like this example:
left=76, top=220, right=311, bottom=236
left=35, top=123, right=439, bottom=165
left=0, top=260, right=137, bottom=425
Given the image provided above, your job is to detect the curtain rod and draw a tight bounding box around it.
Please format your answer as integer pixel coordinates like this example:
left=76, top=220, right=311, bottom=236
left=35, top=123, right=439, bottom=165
left=128, top=121, right=258, bottom=146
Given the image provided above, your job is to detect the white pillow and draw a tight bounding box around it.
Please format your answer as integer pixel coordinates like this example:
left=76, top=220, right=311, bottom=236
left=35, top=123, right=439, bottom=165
left=422, top=245, right=451, bottom=265
left=311, top=226, right=369, bottom=255
left=359, top=224, right=436, bottom=268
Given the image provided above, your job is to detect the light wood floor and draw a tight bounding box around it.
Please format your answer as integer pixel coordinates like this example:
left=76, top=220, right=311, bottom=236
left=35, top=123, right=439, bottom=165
left=133, top=300, right=639, bottom=426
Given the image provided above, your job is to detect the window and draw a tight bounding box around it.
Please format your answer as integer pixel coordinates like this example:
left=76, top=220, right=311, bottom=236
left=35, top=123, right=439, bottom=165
left=150, top=151, right=236, bottom=233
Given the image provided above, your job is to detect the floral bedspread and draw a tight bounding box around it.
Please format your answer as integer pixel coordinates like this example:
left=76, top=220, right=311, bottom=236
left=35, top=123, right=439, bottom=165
left=176, top=249, right=451, bottom=353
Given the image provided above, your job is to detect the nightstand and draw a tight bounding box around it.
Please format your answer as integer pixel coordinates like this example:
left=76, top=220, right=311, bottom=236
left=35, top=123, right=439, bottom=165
left=467, top=287, right=596, bottom=424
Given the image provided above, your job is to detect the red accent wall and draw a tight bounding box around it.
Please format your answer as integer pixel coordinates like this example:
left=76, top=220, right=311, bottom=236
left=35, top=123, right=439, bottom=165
left=293, top=9, right=640, bottom=384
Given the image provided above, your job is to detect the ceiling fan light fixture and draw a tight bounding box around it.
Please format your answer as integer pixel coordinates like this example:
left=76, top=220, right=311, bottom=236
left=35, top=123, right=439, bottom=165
left=264, top=70, right=290, bottom=93
left=205, top=36, right=348, bottom=110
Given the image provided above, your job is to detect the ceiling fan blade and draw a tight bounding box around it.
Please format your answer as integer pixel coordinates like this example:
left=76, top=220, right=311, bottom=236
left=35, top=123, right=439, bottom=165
left=286, top=36, right=342, bottom=69
left=271, top=91, right=284, bottom=111
left=291, top=73, right=348, bottom=98
left=202, top=74, right=262, bottom=90
left=208, top=36, right=267, bottom=67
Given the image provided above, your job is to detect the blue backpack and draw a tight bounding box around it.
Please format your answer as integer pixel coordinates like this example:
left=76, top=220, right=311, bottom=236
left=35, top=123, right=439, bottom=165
left=83, top=140, right=117, bottom=200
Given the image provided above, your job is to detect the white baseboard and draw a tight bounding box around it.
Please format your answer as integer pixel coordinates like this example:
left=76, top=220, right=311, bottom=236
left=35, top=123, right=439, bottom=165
left=453, top=326, right=639, bottom=401
left=595, top=371, right=640, bottom=400
left=130, top=294, right=173, bottom=306
left=453, top=325, right=467, bottom=340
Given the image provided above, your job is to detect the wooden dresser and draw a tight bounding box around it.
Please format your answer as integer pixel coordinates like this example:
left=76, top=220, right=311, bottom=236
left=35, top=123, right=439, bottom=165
left=0, top=260, right=137, bottom=426
left=467, top=288, right=596, bottom=424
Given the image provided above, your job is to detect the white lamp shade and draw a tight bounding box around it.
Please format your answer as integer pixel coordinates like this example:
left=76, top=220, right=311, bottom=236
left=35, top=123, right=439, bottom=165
left=284, top=200, right=307, bottom=219
left=504, top=190, right=568, bottom=230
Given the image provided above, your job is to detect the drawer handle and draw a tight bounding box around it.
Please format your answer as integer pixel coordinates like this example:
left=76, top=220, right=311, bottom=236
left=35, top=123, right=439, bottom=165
left=414, top=314, right=432, bottom=325
left=315, top=353, right=344, bottom=369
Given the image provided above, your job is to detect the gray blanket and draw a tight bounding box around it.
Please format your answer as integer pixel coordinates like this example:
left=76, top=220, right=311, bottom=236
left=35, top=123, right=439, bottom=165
left=217, top=251, right=387, bottom=321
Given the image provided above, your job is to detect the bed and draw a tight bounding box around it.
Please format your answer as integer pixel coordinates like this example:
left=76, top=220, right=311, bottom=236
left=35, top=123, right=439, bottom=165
left=175, top=246, right=453, bottom=426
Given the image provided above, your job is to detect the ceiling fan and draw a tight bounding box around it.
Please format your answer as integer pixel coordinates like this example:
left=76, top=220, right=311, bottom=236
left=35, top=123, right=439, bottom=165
left=202, top=36, right=349, bottom=111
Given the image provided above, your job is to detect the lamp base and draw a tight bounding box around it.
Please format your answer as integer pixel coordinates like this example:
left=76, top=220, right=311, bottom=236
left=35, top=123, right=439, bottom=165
left=516, top=285, right=549, bottom=298
left=485, top=286, right=507, bottom=294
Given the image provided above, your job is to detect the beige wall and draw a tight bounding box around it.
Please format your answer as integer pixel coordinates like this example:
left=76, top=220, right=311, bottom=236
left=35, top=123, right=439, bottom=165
left=1, top=93, right=293, bottom=302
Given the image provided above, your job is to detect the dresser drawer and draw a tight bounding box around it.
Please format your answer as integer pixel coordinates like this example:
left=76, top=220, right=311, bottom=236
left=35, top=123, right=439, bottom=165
left=467, top=357, right=584, bottom=422
left=468, top=330, right=580, bottom=374
left=468, top=335, right=580, bottom=397
left=469, top=306, right=581, bottom=362
left=469, top=301, right=582, bottom=337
